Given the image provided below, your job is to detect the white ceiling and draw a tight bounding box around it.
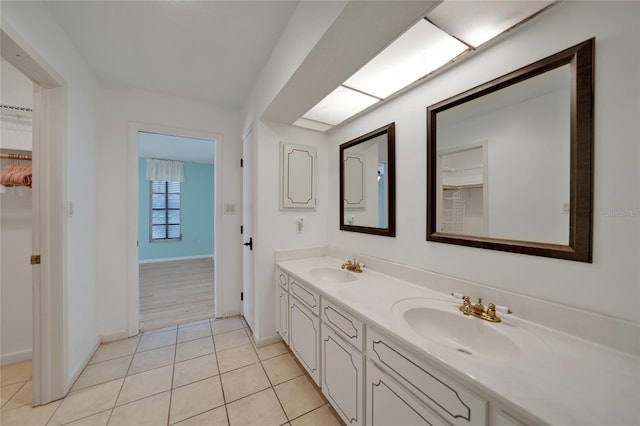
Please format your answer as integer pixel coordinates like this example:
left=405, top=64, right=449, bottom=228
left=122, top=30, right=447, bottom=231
left=45, top=1, right=298, bottom=109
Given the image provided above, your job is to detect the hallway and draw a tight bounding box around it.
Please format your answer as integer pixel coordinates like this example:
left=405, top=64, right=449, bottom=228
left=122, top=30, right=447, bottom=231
left=0, top=316, right=343, bottom=425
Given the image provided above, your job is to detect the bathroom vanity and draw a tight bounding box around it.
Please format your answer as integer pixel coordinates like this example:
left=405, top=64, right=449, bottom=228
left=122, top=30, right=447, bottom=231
left=275, top=251, right=639, bottom=426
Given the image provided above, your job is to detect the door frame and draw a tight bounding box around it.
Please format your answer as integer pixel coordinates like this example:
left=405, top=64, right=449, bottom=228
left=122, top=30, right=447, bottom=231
left=241, top=129, right=255, bottom=331
left=126, top=122, right=222, bottom=336
left=1, top=24, right=67, bottom=404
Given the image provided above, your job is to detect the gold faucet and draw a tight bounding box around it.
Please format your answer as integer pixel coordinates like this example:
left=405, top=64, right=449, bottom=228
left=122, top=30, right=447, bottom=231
left=459, top=296, right=501, bottom=322
left=341, top=259, right=363, bottom=273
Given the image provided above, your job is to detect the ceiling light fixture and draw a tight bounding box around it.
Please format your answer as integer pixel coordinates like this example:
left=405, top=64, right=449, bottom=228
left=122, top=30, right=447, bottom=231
left=427, top=0, right=555, bottom=48
left=344, top=20, right=468, bottom=99
left=302, top=86, right=380, bottom=126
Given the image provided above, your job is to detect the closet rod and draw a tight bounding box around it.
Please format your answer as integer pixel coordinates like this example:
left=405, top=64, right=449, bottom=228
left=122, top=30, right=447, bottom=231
left=0, top=104, right=33, bottom=120
left=0, top=104, right=32, bottom=113
left=0, top=153, right=32, bottom=161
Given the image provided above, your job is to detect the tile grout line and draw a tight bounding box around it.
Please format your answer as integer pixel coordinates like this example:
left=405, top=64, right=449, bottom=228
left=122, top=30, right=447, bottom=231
left=106, top=333, right=144, bottom=425
left=209, top=316, right=231, bottom=426
left=254, top=340, right=293, bottom=424
left=166, top=324, right=180, bottom=426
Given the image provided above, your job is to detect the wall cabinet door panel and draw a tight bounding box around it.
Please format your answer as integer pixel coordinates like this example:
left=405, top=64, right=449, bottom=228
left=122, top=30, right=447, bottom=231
left=281, top=142, right=317, bottom=210
left=322, top=324, right=364, bottom=426
left=289, top=296, right=321, bottom=385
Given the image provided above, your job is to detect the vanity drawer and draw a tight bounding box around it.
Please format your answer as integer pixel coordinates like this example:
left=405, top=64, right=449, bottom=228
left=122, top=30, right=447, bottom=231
left=275, top=267, right=289, bottom=292
left=321, top=298, right=365, bottom=352
left=367, top=327, right=487, bottom=426
left=289, top=275, right=320, bottom=316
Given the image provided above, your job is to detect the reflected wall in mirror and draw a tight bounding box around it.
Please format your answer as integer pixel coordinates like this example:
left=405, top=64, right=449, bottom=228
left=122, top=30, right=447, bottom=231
left=340, top=123, right=395, bottom=236
left=427, top=38, right=593, bottom=262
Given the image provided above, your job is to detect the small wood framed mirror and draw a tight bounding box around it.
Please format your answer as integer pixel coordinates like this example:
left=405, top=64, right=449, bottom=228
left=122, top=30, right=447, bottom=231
left=340, top=123, right=396, bottom=237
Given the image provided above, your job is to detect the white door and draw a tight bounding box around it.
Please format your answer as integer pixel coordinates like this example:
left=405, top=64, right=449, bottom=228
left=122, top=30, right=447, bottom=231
left=241, top=130, right=254, bottom=330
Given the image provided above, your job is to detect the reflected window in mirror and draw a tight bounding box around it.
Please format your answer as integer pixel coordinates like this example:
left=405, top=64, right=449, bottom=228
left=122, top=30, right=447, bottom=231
left=427, top=39, right=593, bottom=262
left=340, top=123, right=396, bottom=237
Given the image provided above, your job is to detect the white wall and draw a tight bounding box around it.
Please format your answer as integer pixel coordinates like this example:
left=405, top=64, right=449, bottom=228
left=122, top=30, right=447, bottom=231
left=327, top=1, right=640, bottom=324
left=96, top=86, right=242, bottom=338
left=1, top=1, right=101, bottom=386
left=252, top=120, right=328, bottom=342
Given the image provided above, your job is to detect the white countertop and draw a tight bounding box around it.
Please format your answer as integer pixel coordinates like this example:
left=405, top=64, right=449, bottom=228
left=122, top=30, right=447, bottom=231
left=277, top=256, right=640, bottom=426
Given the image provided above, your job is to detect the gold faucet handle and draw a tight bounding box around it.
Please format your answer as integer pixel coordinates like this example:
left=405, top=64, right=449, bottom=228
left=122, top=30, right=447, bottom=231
left=485, top=303, right=501, bottom=322
left=459, top=296, right=472, bottom=315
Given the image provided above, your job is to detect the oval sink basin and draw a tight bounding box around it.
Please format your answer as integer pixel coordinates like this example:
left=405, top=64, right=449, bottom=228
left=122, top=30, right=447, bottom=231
left=393, top=298, right=520, bottom=360
left=309, top=267, right=357, bottom=283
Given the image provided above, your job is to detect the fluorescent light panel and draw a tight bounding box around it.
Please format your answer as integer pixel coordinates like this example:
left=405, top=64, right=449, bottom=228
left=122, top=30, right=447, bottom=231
left=427, top=0, right=555, bottom=48
left=344, top=20, right=468, bottom=99
left=293, top=117, right=334, bottom=132
left=302, top=86, right=379, bottom=126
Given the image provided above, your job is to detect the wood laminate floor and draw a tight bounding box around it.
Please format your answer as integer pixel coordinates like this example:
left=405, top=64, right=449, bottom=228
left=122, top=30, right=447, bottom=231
left=139, top=258, right=214, bottom=331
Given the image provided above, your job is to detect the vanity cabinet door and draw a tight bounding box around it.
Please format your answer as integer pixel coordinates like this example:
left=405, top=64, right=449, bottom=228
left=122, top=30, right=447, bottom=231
left=322, top=298, right=365, bottom=352
left=368, top=327, right=487, bottom=426
left=367, top=361, right=447, bottom=426
left=322, top=324, right=364, bottom=426
left=289, top=296, right=321, bottom=385
left=276, top=285, right=289, bottom=345
left=289, top=277, right=320, bottom=316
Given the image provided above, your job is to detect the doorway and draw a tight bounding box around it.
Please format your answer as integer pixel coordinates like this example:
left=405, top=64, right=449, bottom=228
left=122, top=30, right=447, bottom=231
left=127, top=126, right=219, bottom=334
left=1, top=27, right=67, bottom=405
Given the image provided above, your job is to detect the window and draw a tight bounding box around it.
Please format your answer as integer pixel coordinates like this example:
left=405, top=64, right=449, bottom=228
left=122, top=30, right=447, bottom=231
left=150, top=180, right=181, bottom=241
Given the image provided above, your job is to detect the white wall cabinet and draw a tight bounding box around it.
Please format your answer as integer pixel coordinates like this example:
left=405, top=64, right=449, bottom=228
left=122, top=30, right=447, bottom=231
left=280, top=142, right=317, bottom=210
left=289, top=295, right=321, bottom=385
left=322, top=324, right=364, bottom=426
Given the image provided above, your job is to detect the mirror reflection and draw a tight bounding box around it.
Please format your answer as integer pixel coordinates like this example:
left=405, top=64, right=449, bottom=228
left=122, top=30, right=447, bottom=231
left=427, top=38, right=594, bottom=262
left=340, top=123, right=395, bottom=237
left=436, top=65, right=570, bottom=244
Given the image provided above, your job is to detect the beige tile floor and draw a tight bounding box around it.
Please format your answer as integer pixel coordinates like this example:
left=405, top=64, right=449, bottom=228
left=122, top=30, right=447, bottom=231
left=0, top=316, right=344, bottom=426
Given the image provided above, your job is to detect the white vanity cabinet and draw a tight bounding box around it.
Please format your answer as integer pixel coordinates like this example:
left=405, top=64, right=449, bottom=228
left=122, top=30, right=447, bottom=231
left=288, top=277, right=321, bottom=385
left=367, top=361, right=447, bottom=426
left=367, top=327, right=487, bottom=426
left=321, top=298, right=366, bottom=426
left=275, top=267, right=289, bottom=344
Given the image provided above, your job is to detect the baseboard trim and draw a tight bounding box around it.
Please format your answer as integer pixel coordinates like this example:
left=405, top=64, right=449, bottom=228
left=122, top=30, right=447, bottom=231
left=65, top=339, right=100, bottom=394
left=0, top=349, right=32, bottom=366
left=101, top=331, right=130, bottom=343
left=138, top=254, right=214, bottom=264
left=254, top=333, right=282, bottom=348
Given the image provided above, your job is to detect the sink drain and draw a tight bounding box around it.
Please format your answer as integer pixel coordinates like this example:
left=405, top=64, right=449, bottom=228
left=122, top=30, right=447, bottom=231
left=457, top=348, right=472, bottom=356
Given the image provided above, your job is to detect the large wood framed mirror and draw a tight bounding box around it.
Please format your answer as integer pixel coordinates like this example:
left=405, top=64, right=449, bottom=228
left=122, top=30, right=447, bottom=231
left=427, top=39, right=594, bottom=262
left=340, top=123, right=396, bottom=237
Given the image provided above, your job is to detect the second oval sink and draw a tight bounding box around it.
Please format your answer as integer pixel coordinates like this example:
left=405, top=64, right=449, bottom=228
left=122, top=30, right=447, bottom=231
left=309, top=267, right=357, bottom=283
left=393, top=298, right=521, bottom=360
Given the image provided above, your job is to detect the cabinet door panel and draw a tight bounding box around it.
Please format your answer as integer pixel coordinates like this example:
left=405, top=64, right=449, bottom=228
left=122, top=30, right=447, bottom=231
left=322, top=324, right=364, bottom=426
left=276, top=286, right=289, bottom=345
left=367, top=362, right=446, bottom=426
left=276, top=267, right=289, bottom=291
left=290, top=278, right=320, bottom=315
left=322, top=298, right=365, bottom=351
left=289, top=296, right=320, bottom=385
left=368, top=328, right=487, bottom=426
